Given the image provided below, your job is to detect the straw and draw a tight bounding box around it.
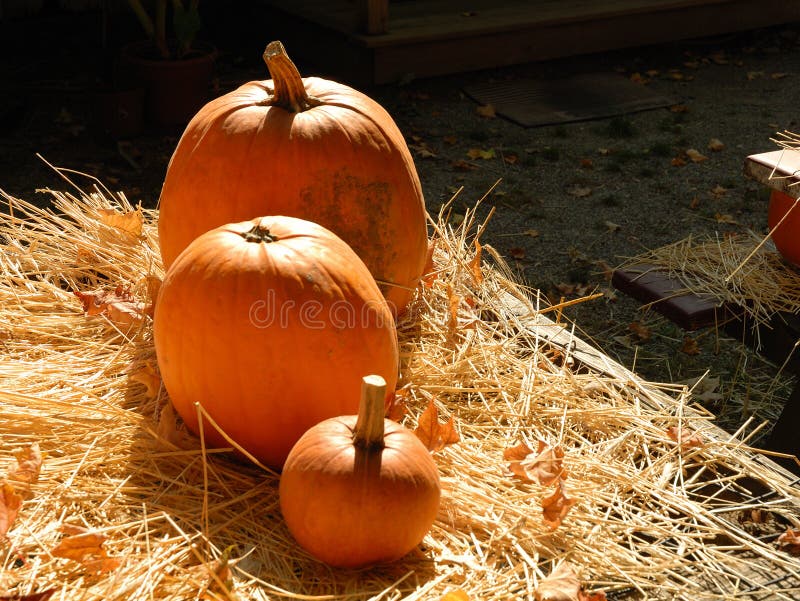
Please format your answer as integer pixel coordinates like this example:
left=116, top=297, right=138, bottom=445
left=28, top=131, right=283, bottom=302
left=0, top=180, right=799, bottom=600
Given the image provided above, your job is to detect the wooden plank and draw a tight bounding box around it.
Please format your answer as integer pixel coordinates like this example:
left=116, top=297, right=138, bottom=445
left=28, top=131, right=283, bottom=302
left=358, top=0, right=388, bottom=34
left=744, top=149, right=800, bottom=196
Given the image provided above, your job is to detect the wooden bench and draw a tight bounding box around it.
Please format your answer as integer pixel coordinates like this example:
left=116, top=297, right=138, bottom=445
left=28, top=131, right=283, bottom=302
left=612, top=149, right=800, bottom=470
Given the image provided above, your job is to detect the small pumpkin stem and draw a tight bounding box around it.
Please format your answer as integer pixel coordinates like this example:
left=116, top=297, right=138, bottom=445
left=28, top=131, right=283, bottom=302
left=353, top=375, right=387, bottom=450
left=241, top=222, right=278, bottom=244
left=262, top=40, right=320, bottom=113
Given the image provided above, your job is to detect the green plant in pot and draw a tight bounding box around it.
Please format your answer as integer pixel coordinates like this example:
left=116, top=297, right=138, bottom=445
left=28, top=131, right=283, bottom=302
left=122, top=0, right=215, bottom=128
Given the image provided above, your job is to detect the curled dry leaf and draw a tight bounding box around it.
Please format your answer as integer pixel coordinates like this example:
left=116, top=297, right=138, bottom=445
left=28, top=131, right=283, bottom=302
left=666, top=425, right=705, bottom=450
left=0, top=482, right=22, bottom=539
left=504, top=440, right=567, bottom=486
left=51, top=525, right=122, bottom=573
left=386, top=386, right=410, bottom=422
left=74, top=285, right=150, bottom=327
left=541, top=479, right=578, bottom=529
left=130, top=362, right=161, bottom=399
left=469, top=239, right=483, bottom=285
left=414, top=399, right=460, bottom=452
left=7, top=443, right=42, bottom=490
left=96, top=207, right=143, bottom=237
left=777, top=528, right=800, bottom=555
left=685, top=148, right=708, bottom=163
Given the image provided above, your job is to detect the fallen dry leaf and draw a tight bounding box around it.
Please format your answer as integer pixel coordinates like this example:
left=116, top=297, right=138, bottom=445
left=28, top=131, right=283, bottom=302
left=686, top=148, right=708, bottom=163
left=0, top=482, right=22, bottom=539
left=666, top=426, right=705, bottom=450
left=710, top=184, right=728, bottom=197
left=669, top=104, right=689, bottom=113
left=679, top=336, right=701, bottom=356
left=567, top=185, right=592, bottom=198
left=714, top=212, right=738, bottom=225
left=386, top=387, right=409, bottom=422
left=628, top=321, right=651, bottom=342
left=535, top=561, right=580, bottom=601
left=541, top=479, right=578, bottom=529
left=7, top=443, right=42, bottom=490
left=604, top=221, right=621, bottom=233
left=671, top=156, right=687, bottom=167
left=579, top=158, right=594, bottom=169
left=51, top=525, right=122, bottom=573
left=96, top=207, right=143, bottom=237
left=475, top=104, right=496, bottom=118
left=509, top=247, right=526, bottom=260
left=414, top=399, right=460, bottom=452
left=451, top=159, right=479, bottom=172
left=708, top=138, right=725, bottom=152
left=467, top=147, right=495, bottom=160
left=469, top=239, right=483, bottom=284
left=130, top=362, right=161, bottom=399
left=777, top=528, right=800, bottom=555
left=771, top=72, right=789, bottom=80
left=504, top=440, right=567, bottom=486
left=74, top=285, right=150, bottom=327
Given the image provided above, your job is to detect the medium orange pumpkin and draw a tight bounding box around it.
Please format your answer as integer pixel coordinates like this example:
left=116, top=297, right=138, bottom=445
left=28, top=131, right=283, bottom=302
left=767, top=189, right=800, bottom=266
left=280, top=375, right=441, bottom=568
left=153, top=216, right=399, bottom=470
left=158, top=40, right=428, bottom=314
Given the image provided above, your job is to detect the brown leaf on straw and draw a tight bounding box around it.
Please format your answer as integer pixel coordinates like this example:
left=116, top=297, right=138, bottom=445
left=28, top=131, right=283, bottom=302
left=504, top=440, right=567, bottom=486
left=414, top=399, right=460, bottom=452
left=51, top=525, right=122, bottom=573
left=386, top=387, right=410, bottom=422
left=74, top=285, right=149, bottom=327
left=157, top=404, right=196, bottom=449
left=535, top=561, right=581, bottom=601
left=130, top=362, right=161, bottom=399
left=202, top=546, right=239, bottom=601
left=666, top=426, right=705, bottom=450
left=7, top=443, right=42, bottom=489
left=96, top=207, right=143, bottom=237
left=777, top=528, right=800, bottom=555
left=0, top=590, right=56, bottom=601
left=421, top=241, right=438, bottom=288
left=541, top=479, right=577, bottom=529
left=0, top=482, right=22, bottom=539
left=679, top=336, right=701, bottom=356
left=441, top=590, right=470, bottom=601
left=469, top=239, right=483, bottom=284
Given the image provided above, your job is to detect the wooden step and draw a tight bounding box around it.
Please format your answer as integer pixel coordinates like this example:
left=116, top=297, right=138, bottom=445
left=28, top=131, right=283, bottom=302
left=256, top=0, right=800, bottom=85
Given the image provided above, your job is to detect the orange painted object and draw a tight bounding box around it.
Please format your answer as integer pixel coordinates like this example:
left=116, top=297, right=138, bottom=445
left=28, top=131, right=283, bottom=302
left=153, top=216, right=399, bottom=470
left=157, top=41, right=428, bottom=315
left=280, top=376, right=440, bottom=569
left=767, top=189, right=800, bottom=266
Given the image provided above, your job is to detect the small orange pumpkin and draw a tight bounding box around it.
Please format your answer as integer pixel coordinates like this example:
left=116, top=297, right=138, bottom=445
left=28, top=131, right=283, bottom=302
left=767, top=189, right=800, bottom=266
left=280, top=375, right=441, bottom=568
left=158, top=41, right=428, bottom=314
left=153, top=216, right=399, bottom=469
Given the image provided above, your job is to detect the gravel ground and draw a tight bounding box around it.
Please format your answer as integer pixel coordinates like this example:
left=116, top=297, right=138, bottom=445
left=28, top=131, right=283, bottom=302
left=3, top=16, right=800, bottom=446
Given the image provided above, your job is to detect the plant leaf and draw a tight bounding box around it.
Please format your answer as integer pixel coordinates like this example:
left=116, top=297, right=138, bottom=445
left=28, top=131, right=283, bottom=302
left=414, top=399, right=460, bottom=452
left=51, top=525, right=122, bottom=573
left=96, top=207, right=143, bottom=237
left=504, top=440, right=566, bottom=486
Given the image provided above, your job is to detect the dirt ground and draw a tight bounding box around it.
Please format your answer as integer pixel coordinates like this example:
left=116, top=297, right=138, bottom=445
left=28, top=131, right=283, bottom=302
left=3, top=9, right=800, bottom=448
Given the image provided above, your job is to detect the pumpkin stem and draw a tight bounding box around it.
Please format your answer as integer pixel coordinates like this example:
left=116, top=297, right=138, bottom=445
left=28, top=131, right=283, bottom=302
left=263, top=40, right=321, bottom=113
left=353, top=375, right=387, bottom=450
left=241, top=222, right=279, bottom=244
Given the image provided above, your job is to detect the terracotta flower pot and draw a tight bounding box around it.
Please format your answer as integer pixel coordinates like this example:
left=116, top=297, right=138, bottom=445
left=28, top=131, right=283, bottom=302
left=121, top=40, right=216, bottom=129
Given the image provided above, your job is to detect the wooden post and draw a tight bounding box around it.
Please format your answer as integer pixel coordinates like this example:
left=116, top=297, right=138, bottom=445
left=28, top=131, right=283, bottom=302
left=357, top=0, right=388, bottom=35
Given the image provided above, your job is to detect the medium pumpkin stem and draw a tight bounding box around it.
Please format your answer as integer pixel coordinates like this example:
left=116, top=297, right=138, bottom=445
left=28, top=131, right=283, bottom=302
left=263, top=40, right=320, bottom=113
left=353, top=375, right=387, bottom=449
left=241, top=222, right=278, bottom=244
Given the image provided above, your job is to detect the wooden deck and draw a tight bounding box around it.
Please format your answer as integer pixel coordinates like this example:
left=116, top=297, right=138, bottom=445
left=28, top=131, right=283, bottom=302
left=256, top=0, right=800, bottom=85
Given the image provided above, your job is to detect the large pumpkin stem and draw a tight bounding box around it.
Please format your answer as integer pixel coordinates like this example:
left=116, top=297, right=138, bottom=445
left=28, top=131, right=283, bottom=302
left=241, top=222, right=279, bottom=244
left=353, top=375, right=387, bottom=450
left=263, top=40, right=321, bottom=113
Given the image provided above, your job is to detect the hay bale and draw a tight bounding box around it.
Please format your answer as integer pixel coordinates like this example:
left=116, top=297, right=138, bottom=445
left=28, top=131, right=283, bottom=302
left=0, top=183, right=798, bottom=600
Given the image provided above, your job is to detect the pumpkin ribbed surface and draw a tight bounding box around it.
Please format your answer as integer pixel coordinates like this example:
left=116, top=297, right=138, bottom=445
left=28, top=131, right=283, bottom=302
left=157, top=41, right=428, bottom=314
left=153, top=216, right=399, bottom=469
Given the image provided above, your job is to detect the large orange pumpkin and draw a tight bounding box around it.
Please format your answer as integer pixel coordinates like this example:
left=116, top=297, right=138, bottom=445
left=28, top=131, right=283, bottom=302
left=153, top=216, right=399, bottom=470
left=157, top=40, right=428, bottom=314
left=280, top=375, right=441, bottom=568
